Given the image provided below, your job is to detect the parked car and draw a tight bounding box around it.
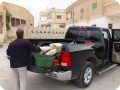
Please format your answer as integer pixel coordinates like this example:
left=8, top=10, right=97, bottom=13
left=27, top=26, right=120, bottom=88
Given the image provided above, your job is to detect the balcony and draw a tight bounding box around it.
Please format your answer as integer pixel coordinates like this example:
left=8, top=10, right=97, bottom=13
left=40, top=19, right=52, bottom=27
left=46, top=19, right=52, bottom=24
left=40, top=21, right=47, bottom=25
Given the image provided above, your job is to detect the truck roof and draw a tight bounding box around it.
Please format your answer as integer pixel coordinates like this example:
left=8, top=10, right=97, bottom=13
left=68, top=26, right=108, bottom=30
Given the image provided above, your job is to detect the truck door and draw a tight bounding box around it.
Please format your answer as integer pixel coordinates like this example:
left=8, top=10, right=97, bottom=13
left=112, top=29, right=120, bottom=63
left=102, top=29, right=110, bottom=59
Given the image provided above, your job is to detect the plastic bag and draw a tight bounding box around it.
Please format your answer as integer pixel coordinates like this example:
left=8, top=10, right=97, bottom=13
left=45, top=49, right=57, bottom=55
left=50, top=43, right=62, bottom=53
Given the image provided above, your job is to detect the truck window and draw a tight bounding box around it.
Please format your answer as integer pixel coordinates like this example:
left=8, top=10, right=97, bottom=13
left=77, top=30, right=101, bottom=42
left=113, top=31, right=120, bottom=41
left=102, top=31, right=109, bottom=39
left=65, top=27, right=78, bottom=39
left=65, top=27, right=102, bottom=42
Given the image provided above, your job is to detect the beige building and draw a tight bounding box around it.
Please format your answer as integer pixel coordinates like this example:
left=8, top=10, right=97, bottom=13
left=39, top=8, right=66, bottom=29
left=0, top=2, right=34, bottom=43
left=66, top=0, right=120, bottom=29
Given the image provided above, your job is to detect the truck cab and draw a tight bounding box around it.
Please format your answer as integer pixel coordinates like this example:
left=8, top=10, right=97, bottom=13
left=27, top=26, right=120, bottom=88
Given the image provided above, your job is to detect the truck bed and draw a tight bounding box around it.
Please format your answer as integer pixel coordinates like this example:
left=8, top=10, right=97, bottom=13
left=28, top=39, right=74, bottom=46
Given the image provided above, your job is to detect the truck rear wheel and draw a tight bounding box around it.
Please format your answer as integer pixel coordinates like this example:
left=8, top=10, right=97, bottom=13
left=74, top=62, right=94, bottom=88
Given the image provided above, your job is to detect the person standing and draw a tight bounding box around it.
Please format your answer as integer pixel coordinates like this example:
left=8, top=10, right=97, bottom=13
left=6, top=29, right=45, bottom=90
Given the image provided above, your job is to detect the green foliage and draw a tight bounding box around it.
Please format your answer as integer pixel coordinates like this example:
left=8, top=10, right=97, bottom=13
left=5, top=9, right=11, bottom=31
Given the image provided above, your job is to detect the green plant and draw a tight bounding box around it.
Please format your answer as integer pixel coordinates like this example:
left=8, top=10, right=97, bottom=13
left=5, top=9, right=11, bottom=31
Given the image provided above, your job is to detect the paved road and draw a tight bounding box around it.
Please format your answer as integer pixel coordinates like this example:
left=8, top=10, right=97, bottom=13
left=0, top=44, right=120, bottom=90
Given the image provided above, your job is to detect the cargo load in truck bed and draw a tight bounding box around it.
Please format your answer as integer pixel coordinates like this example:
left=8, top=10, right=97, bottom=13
left=32, top=43, right=62, bottom=68
left=32, top=53, right=55, bottom=68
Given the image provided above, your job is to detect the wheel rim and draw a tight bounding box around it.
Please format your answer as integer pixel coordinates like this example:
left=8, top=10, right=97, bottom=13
left=84, top=67, right=92, bottom=84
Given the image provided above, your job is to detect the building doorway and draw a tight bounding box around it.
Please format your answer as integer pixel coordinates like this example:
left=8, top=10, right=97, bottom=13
left=108, top=23, right=113, bottom=29
left=0, top=15, right=3, bottom=34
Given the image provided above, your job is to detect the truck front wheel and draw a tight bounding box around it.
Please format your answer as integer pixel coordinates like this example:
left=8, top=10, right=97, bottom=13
left=74, top=62, right=94, bottom=88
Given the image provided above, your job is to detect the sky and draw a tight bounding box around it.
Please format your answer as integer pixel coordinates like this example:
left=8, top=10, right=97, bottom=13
left=116, top=0, right=120, bottom=4
left=0, top=0, right=77, bottom=26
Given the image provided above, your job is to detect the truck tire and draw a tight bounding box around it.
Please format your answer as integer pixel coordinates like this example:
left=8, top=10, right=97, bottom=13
left=74, top=62, right=94, bottom=88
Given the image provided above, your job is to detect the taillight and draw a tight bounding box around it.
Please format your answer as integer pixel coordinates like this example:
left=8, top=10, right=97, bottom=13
left=54, top=59, right=60, bottom=66
left=61, top=52, right=71, bottom=67
left=85, top=40, right=92, bottom=44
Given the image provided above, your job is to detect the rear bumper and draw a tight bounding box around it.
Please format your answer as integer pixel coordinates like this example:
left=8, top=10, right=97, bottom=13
left=27, top=65, right=72, bottom=81
left=44, top=71, right=72, bottom=81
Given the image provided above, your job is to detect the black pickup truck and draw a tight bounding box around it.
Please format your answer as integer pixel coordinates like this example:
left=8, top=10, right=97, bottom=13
left=28, top=26, right=120, bottom=88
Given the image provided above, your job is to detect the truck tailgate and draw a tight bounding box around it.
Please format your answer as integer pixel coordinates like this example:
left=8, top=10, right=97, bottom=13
left=27, top=65, right=72, bottom=81
left=27, top=65, right=47, bottom=73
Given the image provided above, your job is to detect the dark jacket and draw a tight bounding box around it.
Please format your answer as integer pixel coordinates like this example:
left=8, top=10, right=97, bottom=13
left=7, top=38, right=40, bottom=68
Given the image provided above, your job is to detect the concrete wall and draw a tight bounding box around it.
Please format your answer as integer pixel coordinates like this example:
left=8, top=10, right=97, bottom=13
left=0, top=6, right=6, bottom=43
left=103, top=0, right=116, bottom=5
left=66, top=0, right=120, bottom=29
left=1, top=2, right=34, bottom=39
left=22, top=26, right=67, bottom=39
left=66, top=0, right=104, bottom=24
left=0, top=34, right=4, bottom=45
left=66, top=16, right=120, bottom=29
left=0, top=16, right=2, bottom=34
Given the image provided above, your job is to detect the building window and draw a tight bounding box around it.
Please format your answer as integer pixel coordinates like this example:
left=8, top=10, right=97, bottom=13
left=16, top=19, right=20, bottom=26
left=59, top=25, right=65, bottom=28
left=11, top=18, right=26, bottom=27
left=57, top=15, right=61, bottom=19
left=21, top=19, right=26, bottom=24
left=30, top=24, right=33, bottom=26
left=92, top=3, right=97, bottom=10
left=108, top=23, right=113, bottom=29
left=80, top=9, right=84, bottom=13
left=11, top=18, right=15, bottom=26
left=70, top=13, right=72, bottom=19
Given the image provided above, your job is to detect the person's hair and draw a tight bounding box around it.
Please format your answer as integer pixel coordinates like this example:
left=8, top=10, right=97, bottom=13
left=16, top=29, right=24, bottom=38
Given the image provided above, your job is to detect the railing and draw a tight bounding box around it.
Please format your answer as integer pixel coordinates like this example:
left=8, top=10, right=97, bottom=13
left=24, top=27, right=67, bottom=39
left=5, top=25, right=67, bottom=40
